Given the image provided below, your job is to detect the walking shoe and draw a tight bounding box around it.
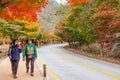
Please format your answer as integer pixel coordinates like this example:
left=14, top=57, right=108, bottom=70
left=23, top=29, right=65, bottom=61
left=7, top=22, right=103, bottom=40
left=31, top=73, right=34, bottom=77
left=13, top=75, right=17, bottom=79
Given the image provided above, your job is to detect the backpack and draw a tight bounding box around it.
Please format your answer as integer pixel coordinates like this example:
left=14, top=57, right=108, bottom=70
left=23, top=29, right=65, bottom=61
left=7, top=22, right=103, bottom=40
left=25, top=44, right=36, bottom=55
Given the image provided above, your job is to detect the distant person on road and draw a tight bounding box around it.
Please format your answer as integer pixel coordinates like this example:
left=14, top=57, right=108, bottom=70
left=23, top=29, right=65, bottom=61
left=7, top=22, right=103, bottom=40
left=8, top=38, right=22, bottom=79
left=21, top=40, right=26, bottom=49
left=22, top=38, right=37, bottom=76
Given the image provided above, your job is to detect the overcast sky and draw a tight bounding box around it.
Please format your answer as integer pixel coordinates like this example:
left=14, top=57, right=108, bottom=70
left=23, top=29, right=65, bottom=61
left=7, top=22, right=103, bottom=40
left=55, top=0, right=67, bottom=4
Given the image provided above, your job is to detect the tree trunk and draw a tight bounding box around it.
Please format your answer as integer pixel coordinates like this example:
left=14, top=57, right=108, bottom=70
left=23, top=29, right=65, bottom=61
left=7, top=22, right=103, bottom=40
left=71, top=41, right=74, bottom=48
left=85, top=40, right=92, bottom=52
left=68, top=41, right=72, bottom=48
left=86, top=42, right=92, bottom=53
left=100, top=43, right=104, bottom=56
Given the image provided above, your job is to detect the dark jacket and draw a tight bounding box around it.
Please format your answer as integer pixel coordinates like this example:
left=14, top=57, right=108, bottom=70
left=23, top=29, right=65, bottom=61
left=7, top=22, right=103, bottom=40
left=8, top=45, right=22, bottom=60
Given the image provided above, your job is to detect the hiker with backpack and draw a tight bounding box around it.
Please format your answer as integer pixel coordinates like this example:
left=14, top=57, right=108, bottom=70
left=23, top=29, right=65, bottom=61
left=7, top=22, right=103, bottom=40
left=22, top=38, right=37, bottom=76
left=8, top=39, right=22, bottom=79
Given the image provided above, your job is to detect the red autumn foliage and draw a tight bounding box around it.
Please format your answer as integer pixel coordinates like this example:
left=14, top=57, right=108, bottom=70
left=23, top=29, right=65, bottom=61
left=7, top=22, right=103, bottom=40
left=94, top=10, right=115, bottom=20
left=93, top=3, right=120, bottom=49
left=67, top=0, right=90, bottom=7
left=0, top=0, right=48, bottom=22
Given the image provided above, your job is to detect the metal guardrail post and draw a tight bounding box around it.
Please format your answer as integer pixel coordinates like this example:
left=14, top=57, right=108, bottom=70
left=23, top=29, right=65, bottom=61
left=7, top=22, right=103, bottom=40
left=43, top=64, right=46, bottom=80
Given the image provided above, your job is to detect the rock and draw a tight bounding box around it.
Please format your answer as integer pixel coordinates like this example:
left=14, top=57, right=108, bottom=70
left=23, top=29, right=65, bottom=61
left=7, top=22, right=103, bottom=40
left=111, top=43, right=120, bottom=52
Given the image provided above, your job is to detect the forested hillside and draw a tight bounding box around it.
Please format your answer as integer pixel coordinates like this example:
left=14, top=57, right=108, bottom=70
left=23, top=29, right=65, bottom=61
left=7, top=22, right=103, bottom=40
left=37, top=0, right=61, bottom=32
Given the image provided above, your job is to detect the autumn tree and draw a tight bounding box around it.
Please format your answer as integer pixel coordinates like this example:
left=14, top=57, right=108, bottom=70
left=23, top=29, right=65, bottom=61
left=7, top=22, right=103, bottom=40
left=0, top=18, right=44, bottom=41
left=0, top=0, right=48, bottom=11
left=93, top=0, right=120, bottom=56
left=67, top=0, right=90, bottom=7
left=0, top=0, right=48, bottom=21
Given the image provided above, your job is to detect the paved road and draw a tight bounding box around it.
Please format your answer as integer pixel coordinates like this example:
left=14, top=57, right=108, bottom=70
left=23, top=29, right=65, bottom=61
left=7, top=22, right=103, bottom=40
left=37, top=44, right=120, bottom=80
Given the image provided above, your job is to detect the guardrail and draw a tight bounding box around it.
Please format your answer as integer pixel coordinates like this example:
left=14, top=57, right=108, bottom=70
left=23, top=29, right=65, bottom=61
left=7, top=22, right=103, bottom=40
left=36, top=59, right=59, bottom=80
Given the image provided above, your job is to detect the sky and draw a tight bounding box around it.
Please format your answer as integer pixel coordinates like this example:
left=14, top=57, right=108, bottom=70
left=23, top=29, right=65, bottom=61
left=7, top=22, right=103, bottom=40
left=55, top=0, right=67, bottom=4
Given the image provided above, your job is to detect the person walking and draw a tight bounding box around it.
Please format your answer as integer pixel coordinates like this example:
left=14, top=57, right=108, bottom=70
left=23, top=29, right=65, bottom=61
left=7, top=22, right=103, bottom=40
left=8, top=38, right=22, bottom=79
left=22, top=39, right=37, bottom=76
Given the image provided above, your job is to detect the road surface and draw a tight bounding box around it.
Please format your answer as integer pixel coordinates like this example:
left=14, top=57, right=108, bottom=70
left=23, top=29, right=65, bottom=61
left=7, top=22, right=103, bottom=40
left=37, top=44, right=120, bottom=80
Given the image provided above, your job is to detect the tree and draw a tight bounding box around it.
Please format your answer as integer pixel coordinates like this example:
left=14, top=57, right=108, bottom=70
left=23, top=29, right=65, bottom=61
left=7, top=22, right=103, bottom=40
left=67, top=0, right=90, bottom=7
left=0, top=19, right=10, bottom=44
left=55, top=0, right=120, bottom=59
left=0, top=19, right=43, bottom=41
left=0, top=0, right=48, bottom=21
left=0, top=0, right=48, bottom=12
left=93, top=0, right=120, bottom=56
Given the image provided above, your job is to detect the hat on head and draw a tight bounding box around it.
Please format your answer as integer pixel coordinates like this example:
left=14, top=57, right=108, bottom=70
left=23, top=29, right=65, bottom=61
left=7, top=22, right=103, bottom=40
left=12, top=38, right=18, bottom=44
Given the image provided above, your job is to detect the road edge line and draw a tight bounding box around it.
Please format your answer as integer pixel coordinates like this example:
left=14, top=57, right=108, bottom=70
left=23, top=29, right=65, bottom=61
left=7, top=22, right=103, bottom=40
left=50, top=47, right=120, bottom=80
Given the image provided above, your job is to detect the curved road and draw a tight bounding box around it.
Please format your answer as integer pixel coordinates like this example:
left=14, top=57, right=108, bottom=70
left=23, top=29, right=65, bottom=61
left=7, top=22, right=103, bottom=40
left=37, top=44, right=120, bottom=80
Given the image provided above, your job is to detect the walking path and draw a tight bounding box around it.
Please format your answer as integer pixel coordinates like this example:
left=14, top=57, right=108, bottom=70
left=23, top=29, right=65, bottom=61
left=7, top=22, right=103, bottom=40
left=0, top=57, right=43, bottom=80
